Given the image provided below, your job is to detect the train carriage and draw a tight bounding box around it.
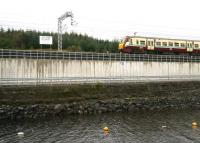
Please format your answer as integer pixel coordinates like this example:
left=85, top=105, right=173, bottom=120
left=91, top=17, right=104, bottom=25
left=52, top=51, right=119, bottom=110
left=193, top=41, right=200, bottom=53
left=118, top=36, right=200, bottom=55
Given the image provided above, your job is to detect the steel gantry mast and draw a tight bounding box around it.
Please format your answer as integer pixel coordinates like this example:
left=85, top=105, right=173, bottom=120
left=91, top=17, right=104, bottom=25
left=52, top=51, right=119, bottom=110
left=58, top=11, right=75, bottom=51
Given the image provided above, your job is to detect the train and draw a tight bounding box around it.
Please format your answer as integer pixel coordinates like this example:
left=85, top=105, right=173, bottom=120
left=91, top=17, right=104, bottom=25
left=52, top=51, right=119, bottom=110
left=118, top=36, right=200, bottom=54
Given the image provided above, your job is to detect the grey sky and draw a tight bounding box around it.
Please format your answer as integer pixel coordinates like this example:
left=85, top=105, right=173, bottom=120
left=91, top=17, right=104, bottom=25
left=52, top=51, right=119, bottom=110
left=1, top=0, right=200, bottom=40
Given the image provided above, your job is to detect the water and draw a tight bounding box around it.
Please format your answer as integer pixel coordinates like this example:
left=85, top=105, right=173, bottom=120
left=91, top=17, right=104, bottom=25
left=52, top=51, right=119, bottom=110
left=1, top=109, right=200, bottom=143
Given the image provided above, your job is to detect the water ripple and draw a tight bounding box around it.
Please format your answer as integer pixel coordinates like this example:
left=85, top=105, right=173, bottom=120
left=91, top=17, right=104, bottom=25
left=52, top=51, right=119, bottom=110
left=0, top=109, right=200, bottom=143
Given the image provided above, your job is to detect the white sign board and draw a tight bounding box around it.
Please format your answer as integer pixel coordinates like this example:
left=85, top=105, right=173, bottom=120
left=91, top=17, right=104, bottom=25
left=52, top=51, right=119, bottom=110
left=39, top=36, right=53, bottom=45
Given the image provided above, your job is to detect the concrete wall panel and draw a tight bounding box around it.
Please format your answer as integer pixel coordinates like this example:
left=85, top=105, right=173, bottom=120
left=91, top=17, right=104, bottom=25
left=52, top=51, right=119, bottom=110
left=1, top=58, right=200, bottom=83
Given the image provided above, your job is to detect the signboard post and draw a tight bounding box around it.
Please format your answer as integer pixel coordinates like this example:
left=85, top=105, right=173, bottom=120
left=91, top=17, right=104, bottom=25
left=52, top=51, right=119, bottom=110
left=39, top=36, right=53, bottom=50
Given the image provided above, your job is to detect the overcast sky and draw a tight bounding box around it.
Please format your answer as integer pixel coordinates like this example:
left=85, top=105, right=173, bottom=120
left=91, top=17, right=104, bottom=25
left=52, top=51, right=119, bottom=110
left=1, top=0, right=200, bottom=40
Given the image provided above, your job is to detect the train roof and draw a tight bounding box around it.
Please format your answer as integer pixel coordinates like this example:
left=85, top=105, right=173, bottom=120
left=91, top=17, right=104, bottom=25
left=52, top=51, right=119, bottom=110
left=127, top=35, right=200, bottom=42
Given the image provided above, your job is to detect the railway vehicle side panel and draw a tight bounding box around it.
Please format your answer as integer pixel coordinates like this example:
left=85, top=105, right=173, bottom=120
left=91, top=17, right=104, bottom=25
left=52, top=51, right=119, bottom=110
left=193, top=41, right=200, bottom=53
left=147, top=38, right=154, bottom=50
left=186, top=41, right=193, bottom=52
left=118, top=36, right=200, bottom=55
left=172, top=40, right=187, bottom=53
left=121, top=37, right=148, bottom=53
left=154, top=39, right=172, bottom=52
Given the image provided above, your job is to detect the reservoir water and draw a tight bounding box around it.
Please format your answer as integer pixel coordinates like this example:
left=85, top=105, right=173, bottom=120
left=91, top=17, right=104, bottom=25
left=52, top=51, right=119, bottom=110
left=1, top=109, right=200, bottom=143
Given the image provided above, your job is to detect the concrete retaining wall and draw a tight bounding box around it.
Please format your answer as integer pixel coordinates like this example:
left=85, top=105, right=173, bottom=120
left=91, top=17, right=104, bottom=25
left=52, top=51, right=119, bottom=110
left=0, top=58, right=200, bottom=84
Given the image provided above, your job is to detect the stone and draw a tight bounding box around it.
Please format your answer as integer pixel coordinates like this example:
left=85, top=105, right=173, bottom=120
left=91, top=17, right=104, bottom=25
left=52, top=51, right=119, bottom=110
left=54, top=104, right=65, bottom=113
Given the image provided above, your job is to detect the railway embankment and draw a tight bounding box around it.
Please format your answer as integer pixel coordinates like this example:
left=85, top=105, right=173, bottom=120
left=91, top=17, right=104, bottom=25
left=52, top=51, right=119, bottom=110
left=0, top=81, right=200, bottom=119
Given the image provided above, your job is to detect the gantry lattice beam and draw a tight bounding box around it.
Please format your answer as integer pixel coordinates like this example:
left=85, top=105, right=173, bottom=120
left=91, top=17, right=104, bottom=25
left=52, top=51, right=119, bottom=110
left=58, top=11, right=75, bottom=51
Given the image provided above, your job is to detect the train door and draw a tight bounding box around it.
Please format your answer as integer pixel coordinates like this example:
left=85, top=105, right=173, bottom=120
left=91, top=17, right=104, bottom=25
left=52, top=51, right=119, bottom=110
left=147, top=39, right=154, bottom=50
left=186, top=41, right=193, bottom=52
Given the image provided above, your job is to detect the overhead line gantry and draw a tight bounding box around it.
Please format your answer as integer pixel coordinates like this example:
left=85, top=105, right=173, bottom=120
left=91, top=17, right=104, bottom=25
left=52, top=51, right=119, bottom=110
left=58, top=11, right=75, bottom=51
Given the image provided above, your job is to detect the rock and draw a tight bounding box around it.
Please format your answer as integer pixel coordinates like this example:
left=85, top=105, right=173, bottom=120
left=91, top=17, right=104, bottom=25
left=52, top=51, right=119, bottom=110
left=84, top=110, right=88, bottom=114
left=18, top=106, right=24, bottom=111
left=31, top=105, right=38, bottom=108
left=78, top=110, right=83, bottom=115
left=99, top=107, right=108, bottom=112
left=128, top=105, right=135, bottom=111
left=54, top=104, right=65, bottom=113
left=94, top=102, right=100, bottom=109
left=0, top=110, right=5, bottom=114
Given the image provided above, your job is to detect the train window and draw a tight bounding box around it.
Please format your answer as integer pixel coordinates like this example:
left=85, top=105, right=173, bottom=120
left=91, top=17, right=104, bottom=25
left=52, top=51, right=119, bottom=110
left=195, top=44, right=199, bottom=48
left=175, top=42, right=179, bottom=47
left=190, top=43, right=192, bottom=47
left=148, top=41, right=150, bottom=46
left=156, top=42, right=161, bottom=46
left=180, top=43, right=185, bottom=47
left=169, top=42, right=173, bottom=47
left=151, top=41, right=153, bottom=46
left=140, top=41, right=146, bottom=45
left=162, top=42, right=167, bottom=46
left=136, top=40, right=139, bottom=45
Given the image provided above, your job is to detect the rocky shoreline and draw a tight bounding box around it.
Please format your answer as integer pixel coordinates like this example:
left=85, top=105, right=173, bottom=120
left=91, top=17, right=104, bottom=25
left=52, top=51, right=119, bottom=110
left=1, top=97, right=200, bottom=120
left=1, top=81, right=200, bottom=120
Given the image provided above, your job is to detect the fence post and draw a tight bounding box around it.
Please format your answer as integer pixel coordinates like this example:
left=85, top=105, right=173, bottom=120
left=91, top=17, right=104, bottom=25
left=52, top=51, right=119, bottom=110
left=0, top=49, right=2, bottom=58
left=139, top=54, right=140, bottom=61
left=9, top=49, right=11, bottom=59
left=74, top=52, right=76, bottom=60
left=15, top=50, right=17, bottom=58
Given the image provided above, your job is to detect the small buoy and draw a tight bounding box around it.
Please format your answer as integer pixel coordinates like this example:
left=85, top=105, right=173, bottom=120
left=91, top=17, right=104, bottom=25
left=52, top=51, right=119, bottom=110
left=103, top=127, right=109, bottom=136
left=17, top=132, right=24, bottom=136
left=192, top=122, right=198, bottom=126
left=162, top=125, right=167, bottom=128
left=103, top=127, right=109, bottom=132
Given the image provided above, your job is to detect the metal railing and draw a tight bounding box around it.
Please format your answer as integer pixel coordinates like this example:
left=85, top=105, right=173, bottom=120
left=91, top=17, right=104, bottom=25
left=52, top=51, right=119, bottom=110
left=1, top=49, right=200, bottom=62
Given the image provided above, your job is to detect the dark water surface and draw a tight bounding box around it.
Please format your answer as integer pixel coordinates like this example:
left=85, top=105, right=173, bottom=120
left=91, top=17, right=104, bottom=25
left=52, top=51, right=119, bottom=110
left=1, top=109, right=200, bottom=143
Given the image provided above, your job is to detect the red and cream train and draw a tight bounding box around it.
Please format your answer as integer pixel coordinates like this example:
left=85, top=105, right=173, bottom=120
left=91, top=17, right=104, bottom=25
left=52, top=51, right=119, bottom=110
left=118, top=36, right=200, bottom=54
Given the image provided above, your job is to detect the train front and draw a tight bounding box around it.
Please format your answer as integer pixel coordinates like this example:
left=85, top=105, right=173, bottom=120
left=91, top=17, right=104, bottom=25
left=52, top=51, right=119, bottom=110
left=118, top=36, right=130, bottom=53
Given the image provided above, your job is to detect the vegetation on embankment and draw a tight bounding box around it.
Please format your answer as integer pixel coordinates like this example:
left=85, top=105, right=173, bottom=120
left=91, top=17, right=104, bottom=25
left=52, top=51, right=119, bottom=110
left=0, top=28, right=118, bottom=52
